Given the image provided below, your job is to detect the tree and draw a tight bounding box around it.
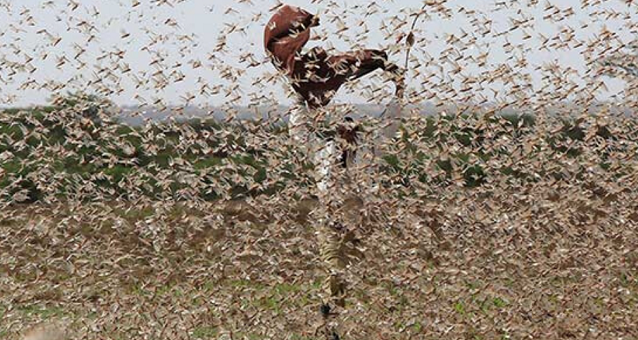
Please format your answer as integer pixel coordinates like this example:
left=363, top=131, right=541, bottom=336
left=601, top=40, right=638, bottom=78
left=49, top=91, right=116, bottom=125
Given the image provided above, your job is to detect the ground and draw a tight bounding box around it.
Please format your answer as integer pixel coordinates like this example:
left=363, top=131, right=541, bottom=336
left=1, top=189, right=637, bottom=339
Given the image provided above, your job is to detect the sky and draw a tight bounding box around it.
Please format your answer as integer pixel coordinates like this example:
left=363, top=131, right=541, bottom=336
left=0, top=0, right=636, bottom=110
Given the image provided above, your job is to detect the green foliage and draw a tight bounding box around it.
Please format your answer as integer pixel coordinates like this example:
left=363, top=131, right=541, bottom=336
left=0, top=105, right=631, bottom=203
left=192, top=326, right=219, bottom=339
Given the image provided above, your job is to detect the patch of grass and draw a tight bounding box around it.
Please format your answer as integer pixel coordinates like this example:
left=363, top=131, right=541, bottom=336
left=393, top=320, right=406, bottom=331
left=18, top=304, right=68, bottom=318
left=130, top=283, right=152, bottom=297
left=228, top=278, right=266, bottom=290
left=155, top=284, right=173, bottom=296
left=259, top=295, right=281, bottom=313
left=200, top=280, right=218, bottom=292
left=493, top=297, right=508, bottom=308
left=192, top=326, right=218, bottom=339
left=311, top=278, right=322, bottom=290
left=385, top=282, right=400, bottom=296
left=273, top=282, right=302, bottom=294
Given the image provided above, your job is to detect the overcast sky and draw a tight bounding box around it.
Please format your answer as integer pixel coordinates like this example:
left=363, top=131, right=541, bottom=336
left=0, top=0, right=636, bottom=109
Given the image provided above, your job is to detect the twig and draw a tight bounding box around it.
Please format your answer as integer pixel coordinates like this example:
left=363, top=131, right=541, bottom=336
left=403, top=3, right=428, bottom=71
